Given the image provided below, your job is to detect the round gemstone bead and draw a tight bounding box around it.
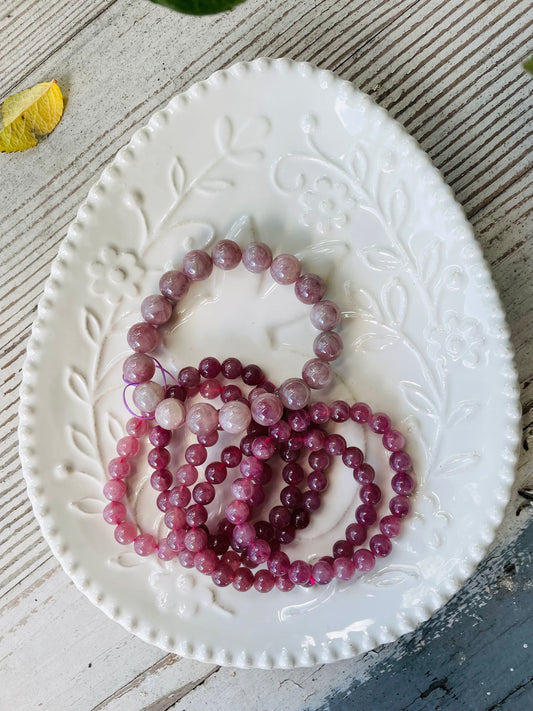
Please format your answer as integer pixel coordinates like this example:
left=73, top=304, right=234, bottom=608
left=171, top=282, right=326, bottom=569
left=333, top=556, right=355, bottom=581
left=114, top=521, right=137, bottom=545
left=345, top=522, right=367, bottom=545
left=353, top=548, right=376, bottom=572
left=116, top=436, right=140, bottom=458
left=280, top=486, right=302, bottom=509
left=240, top=456, right=263, bottom=481
left=353, top=463, right=375, bottom=484
left=133, top=381, right=165, bottom=415
left=251, top=393, right=284, bottom=426
left=389, top=495, right=411, bottom=518
left=269, top=505, right=291, bottom=529
left=309, top=450, right=329, bottom=469
left=247, top=539, right=271, bottom=565
left=310, top=300, right=341, bottom=330
left=177, top=366, right=201, bottom=388
left=269, top=420, right=291, bottom=442
left=241, top=364, right=264, bottom=385
left=282, top=463, right=304, bottom=486
left=270, top=253, right=301, bottom=284
left=198, top=356, right=221, bottom=378
left=342, top=446, right=364, bottom=468
left=103, top=501, right=126, bottom=524
left=391, top=473, right=415, bottom=495
left=155, top=398, right=186, bottom=430
left=330, top=400, right=350, bottom=422
left=276, top=526, right=296, bottom=545
left=369, top=534, right=393, bottom=558
left=325, top=433, right=346, bottom=456
left=288, top=560, right=312, bottom=585
left=309, top=401, right=331, bottom=424
left=313, top=331, right=343, bottom=362
left=302, top=358, right=334, bottom=389
left=292, top=508, right=310, bottom=529
left=184, top=527, right=208, bottom=552
left=308, top=469, right=328, bottom=492
left=178, top=550, right=195, bottom=568
left=220, top=384, right=242, bottom=403
left=390, top=451, right=412, bottom=473
left=380, top=515, right=402, bottom=538
left=159, top=270, right=189, bottom=301
left=350, top=402, right=372, bottom=423
left=312, top=560, right=334, bottom=585
left=205, top=462, right=227, bottom=485
left=134, top=533, right=157, bottom=556
left=157, top=540, right=177, bottom=561
left=176, top=464, right=198, bottom=486
left=225, top=499, right=250, bottom=525
left=147, top=447, right=170, bottom=469
left=212, top=563, right=235, bottom=587
left=360, top=483, right=382, bottom=505
left=127, top=322, right=160, bottom=354
left=164, top=507, right=186, bottom=530
left=185, top=443, right=207, bottom=465
left=383, top=429, right=406, bottom=452
left=141, top=294, right=172, bottom=325
left=126, top=417, right=149, bottom=437
left=221, top=446, right=242, bottom=468
left=242, top=242, right=273, bottom=273
left=108, top=457, right=131, bottom=480
left=185, top=403, right=219, bottom=436
left=303, top=428, right=326, bottom=451
left=150, top=469, right=173, bottom=491
left=103, top=479, right=126, bottom=501
left=232, top=522, right=256, bottom=547
left=278, top=377, right=311, bottom=410
left=254, top=570, right=275, bottom=593
left=267, top=550, right=290, bottom=577
left=221, top=357, right=242, bottom=379
left=370, top=412, right=391, bottom=434
left=211, top=239, right=242, bottom=270
left=233, top=567, right=254, bottom=592
left=193, top=482, right=215, bottom=505
left=219, top=400, right=251, bottom=434
left=294, top=273, right=326, bottom=304
left=356, top=504, right=377, bottom=527
left=185, top=505, right=208, bottom=528
left=251, top=436, right=275, bottom=461
left=149, top=426, right=172, bottom=448
left=194, top=549, right=218, bottom=575
left=199, top=378, right=222, bottom=399
left=276, top=575, right=295, bottom=592
left=332, top=540, right=353, bottom=559
left=122, top=353, right=156, bottom=384
left=182, top=250, right=213, bottom=281
left=302, top=490, right=321, bottom=512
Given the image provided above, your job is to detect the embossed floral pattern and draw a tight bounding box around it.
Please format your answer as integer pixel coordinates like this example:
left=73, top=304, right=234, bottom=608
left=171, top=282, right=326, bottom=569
left=299, top=177, right=356, bottom=235
left=427, top=313, right=485, bottom=368
left=88, top=246, right=144, bottom=304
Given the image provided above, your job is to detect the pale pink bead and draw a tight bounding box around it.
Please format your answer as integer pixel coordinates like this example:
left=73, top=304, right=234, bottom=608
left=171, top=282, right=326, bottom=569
left=133, top=381, right=165, bottom=414
left=383, top=430, right=406, bottom=452
left=182, top=250, right=213, bottom=281
left=176, top=464, right=198, bottom=486
left=270, top=254, right=301, bottom=284
left=141, top=294, right=173, bottom=325
left=353, top=548, right=375, bottom=571
left=278, top=378, right=311, bottom=410
left=333, top=556, right=355, bottom=580
left=185, top=403, right=219, bottom=436
left=127, top=322, right=160, bottom=353
left=114, top=521, right=137, bottom=545
left=248, top=386, right=268, bottom=403
left=195, top=549, right=218, bottom=575
left=116, top=436, right=140, bottom=458
left=225, top=499, right=250, bottom=524
left=159, top=270, right=189, bottom=301
left=103, top=501, right=126, bottom=524
left=108, top=457, right=131, bottom=480
left=294, top=273, right=326, bottom=304
left=103, top=479, right=126, bottom=501
left=218, top=400, right=251, bottom=434
left=312, top=560, right=334, bottom=585
left=313, top=331, right=343, bottom=361
left=157, top=540, right=177, bottom=561
left=242, top=242, right=273, bottom=273
left=122, top=353, right=156, bottom=384
left=302, top=358, right=333, bottom=389
left=251, top=436, right=275, bottom=460
left=232, top=522, right=256, bottom=547
left=184, top=527, right=208, bottom=552
left=155, top=398, right=186, bottom=430
left=310, top=300, right=341, bottom=330
left=251, top=392, right=284, bottom=426
left=211, top=239, right=242, bottom=269
left=288, top=560, right=311, bottom=585
left=126, top=417, right=149, bottom=437
left=134, top=533, right=157, bottom=556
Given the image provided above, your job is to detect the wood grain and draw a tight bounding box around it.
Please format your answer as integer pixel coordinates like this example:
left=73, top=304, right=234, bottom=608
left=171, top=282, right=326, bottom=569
left=1, top=0, right=532, bottom=709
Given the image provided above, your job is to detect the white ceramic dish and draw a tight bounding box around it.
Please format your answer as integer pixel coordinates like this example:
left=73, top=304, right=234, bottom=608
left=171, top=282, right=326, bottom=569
left=19, top=58, right=520, bottom=669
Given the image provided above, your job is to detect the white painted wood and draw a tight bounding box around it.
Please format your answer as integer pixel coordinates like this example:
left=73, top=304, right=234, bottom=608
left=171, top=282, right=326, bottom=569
left=1, top=0, right=531, bottom=708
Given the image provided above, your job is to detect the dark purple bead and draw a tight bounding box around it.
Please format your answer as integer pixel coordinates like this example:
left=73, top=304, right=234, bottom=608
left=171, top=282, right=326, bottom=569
left=205, top=461, right=227, bottom=485
left=185, top=503, right=208, bottom=527
left=150, top=469, right=173, bottom=491
left=282, top=463, right=305, bottom=486
left=308, top=469, right=328, bottom=492
left=370, top=412, right=391, bottom=434
left=292, top=508, right=310, bottom=529
left=287, top=433, right=304, bottom=451
left=330, top=400, right=350, bottom=422
left=345, top=522, right=366, bottom=545
left=147, top=447, right=170, bottom=469
left=350, top=402, right=372, bottom=423
left=309, top=401, right=331, bottom=424
left=268, top=550, right=290, bottom=577
left=287, top=409, right=311, bottom=432
left=302, top=490, right=321, bottom=512
left=198, top=356, right=221, bottom=378
left=269, top=421, right=291, bottom=442
left=360, top=483, right=382, bottom=505
left=342, top=446, right=364, bottom=469
left=333, top=540, right=353, bottom=559
left=276, top=526, right=296, bottom=545
left=198, top=430, right=218, bottom=446
left=279, top=445, right=300, bottom=463
left=177, top=366, right=200, bottom=388
left=269, top=506, right=292, bottom=529
left=391, top=472, right=415, bottom=495
left=221, top=445, right=242, bottom=468
left=370, top=534, right=393, bottom=558
left=221, top=357, right=242, bottom=379
left=233, top=567, right=254, bottom=591
left=280, top=486, right=302, bottom=509
left=254, top=520, right=274, bottom=542
left=166, top=384, right=186, bottom=401
left=312, top=560, right=334, bottom=585
left=380, top=515, right=402, bottom=538
left=325, top=433, right=346, bottom=456
left=390, top=451, right=412, bottom=473
left=353, top=463, right=375, bottom=484
left=309, top=450, right=330, bottom=470
left=288, top=559, right=312, bottom=585
left=240, top=434, right=255, bottom=456
left=389, top=495, right=411, bottom=518
left=356, top=504, right=377, bottom=527
left=149, top=426, right=172, bottom=448
left=220, top=384, right=242, bottom=402
left=193, top=482, right=215, bottom=505
left=242, top=364, right=264, bottom=385
left=303, top=428, right=326, bottom=452
left=254, top=569, right=275, bottom=593
left=212, top=562, right=234, bottom=587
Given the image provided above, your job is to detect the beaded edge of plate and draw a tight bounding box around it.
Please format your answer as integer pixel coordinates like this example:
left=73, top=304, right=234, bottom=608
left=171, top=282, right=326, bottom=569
left=18, top=57, right=521, bottom=670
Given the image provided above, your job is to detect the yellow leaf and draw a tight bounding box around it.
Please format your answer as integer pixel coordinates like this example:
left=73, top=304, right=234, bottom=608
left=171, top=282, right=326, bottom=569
left=0, top=80, right=64, bottom=153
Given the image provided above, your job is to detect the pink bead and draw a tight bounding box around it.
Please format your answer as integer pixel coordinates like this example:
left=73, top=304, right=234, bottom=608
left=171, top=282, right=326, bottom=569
left=278, top=377, right=311, bottom=410
left=218, top=400, right=251, bottom=434
left=108, top=457, right=131, bottom=480
left=184, top=527, right=208, bottom=552
left=194, top=549, right=218, bottom=575
left=309, top=401, right=331, bottom=424
left=240, top=456, right=264, bottom=481
left=233, top=522, right=256, bottom=547
left=380, top=515, right=402, bottom=538
left=294, top=273, right=326, bottom=304
left=248, top=484, right=265, bottom=507
left=185, top=443, right=207, bottom=465
left=178, top=549, right=195, bottom=568
left=177, top=366, right=200, bottom=388
left=247, top=539, right=271, bottom=565
left=150, top=469, right=173, bottom=491
left=134, top=533, right=157, bottom=556
left=276, top=575, right=295, bottom=592
left=147, top=447, right=170, bottom=469
left=198, top=356, right=221, bottom=378
left=350, top=402, right=372, bottom=423
left=333, top=540, right=353, bottom=559
left=205, top=462, right=227, bottom=485
left=353, top=463, right=375, bottom=484
left=168, top=484, right=191, bottom=507
left=185, top=504, right=207, bottom=527
left=182, top=250, right=213, bottom=281
left=310, top=300, right=341, bottom=330
left=123, top=353, right=156, bottom=384
left=267, top=550, right=290, bottom=577
left=116, top=436, right=140, bottom=458
left=164, top=507, right=186, bottom=530
left=126, top=417, right=149, bottom=436
left=308, top=469, right=328, bottom=492
left=309, top=450, right=330, bottom=469
left=251, top=393, right=284, bottom=426
left=159, top=270, right=189, bottom=301
left=370, top=412, right=391, bottom=434
left=157, top=540, right=177, bottom=560
left=345, top=522, right=367, bottom=545
left=176, top=464, right=198, bottom=486
left=383, top=429, right=406, bottom=452
left=186, top=403, right=219, bottom=436
left=221, top=357, right=242, bottom=379
left=141, top=294, right=172, bottom=325
left=233, top=567, right=254, bottom=592
left=155, top=398, right=186, bottom=430
left=342, top=446, right=364, bottom=468
left=167, top=529, right=187, bottom=552
left=269, top=420, right=291, bottom=442
left=313, top=331, right=343, bottom=362
left=157, top=491, right=172, bottom=512
left=193, top=482, right=215, bottom=505
left=221, top=384, right=242, bottom=403
left=353, top=548, right=375, bottom=572
left=254, top=570, right=275, bottom=593
left=303, top=428, right=326, bottom=451
left=360, top=483, right=382, bottom=505
left=103, top=479, right=126, bottom=501
left=149, top=425, right=171, bottom=449
left=333, top=556, right=355, bottom=581
left=356, top=504, right=377, bottom=527
left=390, top=451, right=412, bottom=473
left=325, top=433, right=346, bottom=456
left=212, top=563, right=235, bottom=587
left=288, top=560, right=312, bottom=585
left=127, top=322, right=160, bottom=354
left=231, top=478, right=255, bottom=501
left=302, top=490, right=321, bottom=512
left=199, top=378, right=222, bottom=399
left=133, top=381, right=165, bottom=414
left=211, top=239, right=242, bottom=269
left=389, top=495, right=411, bottom=518
left=221, top=551, right=241, bottom=572
left=251, top=436, right=275, bottom=461
left=114, top=521, right=137, bottom=545
left=225, top=499, right=250, bottom=525
left=302, top=358, right=334, bottom=389
left=370, top=534, right=393, bottom=558
left=242, top=242, right=273, bottom=273
left=103, top=501, right=126, bottom=524
left=270, top=253, right=301, bottom=284
left=312, top=560, right=334, bottom=585
left=391, top=473, right=415, bottom=495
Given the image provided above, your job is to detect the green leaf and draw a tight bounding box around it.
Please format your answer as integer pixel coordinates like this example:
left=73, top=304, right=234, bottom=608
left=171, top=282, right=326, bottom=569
left=150, top=0, right=245, bottom=15
left=524, top=55, right=533, bottom=75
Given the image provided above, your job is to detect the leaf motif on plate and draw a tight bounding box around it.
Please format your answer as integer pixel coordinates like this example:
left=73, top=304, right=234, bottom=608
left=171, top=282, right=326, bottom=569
left=447, top=400, right=480, bottom=428
left=345, top=284, right=382, bottom=321
left=106, top=412, right=124, bottom=443
left=418, top=239, right=444, bottom=287
left=436, top=452, right=480, bottom=478
left=382, top=278, right=408, bottom=327
left=171, top=156, right=186, bottom=197
left=143, top=221, right=215, bottom=269
left=109, top=552, right=144, bottom=568
left=231, top=115, right=270, bottom=152
left=195, top=178, right=234, bottom=195
left=359, top=246, right=405, bottom=272
left=70, top=497, right=104, bottom=515
left=82, top=307, right=101, bottom=346
left=363, top=564, right=421, bottom=587
left=387, top=184, right=409, bottom=230
left=215, top=115, right=233, bottom=152
left=66, top=366, right=90, bottom=403
left=399, top=381, right=438, bottom=417
left=67, top=424, right=98, bottom=460
left=352, top=331, right=400, bottom=352
left=350, top=145, right=368, bottom=183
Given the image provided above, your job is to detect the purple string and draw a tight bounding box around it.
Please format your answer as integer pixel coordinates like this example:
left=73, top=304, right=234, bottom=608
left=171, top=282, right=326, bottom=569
left=121, top=356, right=180, bottom=420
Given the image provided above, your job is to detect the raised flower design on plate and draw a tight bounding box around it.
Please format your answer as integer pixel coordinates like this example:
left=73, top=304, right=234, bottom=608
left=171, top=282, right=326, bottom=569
left=426, top=312, right=485, bottom=368
left=88, top=246, right=144, bottom=304
left=299, top=177, right=356, bottom=235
